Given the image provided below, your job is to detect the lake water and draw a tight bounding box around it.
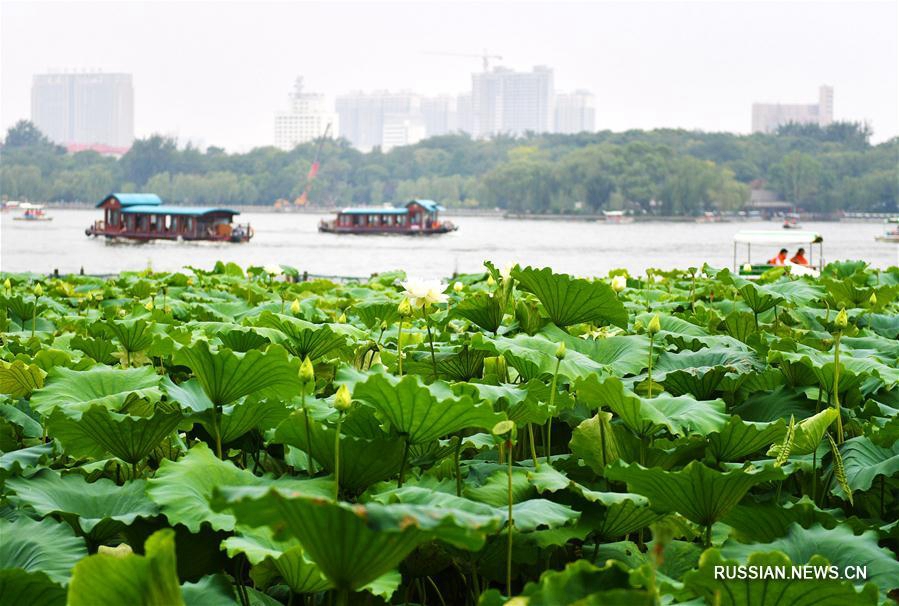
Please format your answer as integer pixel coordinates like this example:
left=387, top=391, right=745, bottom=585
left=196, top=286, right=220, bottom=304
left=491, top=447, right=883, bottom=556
left=1, top=209, right=895, bottom=278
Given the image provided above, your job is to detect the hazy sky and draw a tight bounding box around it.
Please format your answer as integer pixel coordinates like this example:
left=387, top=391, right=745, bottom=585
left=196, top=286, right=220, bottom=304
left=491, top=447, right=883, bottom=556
left=2, top=0, right=897, bottom=150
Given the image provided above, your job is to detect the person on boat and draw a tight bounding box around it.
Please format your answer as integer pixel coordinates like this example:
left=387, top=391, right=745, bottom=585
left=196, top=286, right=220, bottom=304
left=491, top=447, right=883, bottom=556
left=790, top=248, right=809, bottom=265
left=767, top=248, right=788, bottom=265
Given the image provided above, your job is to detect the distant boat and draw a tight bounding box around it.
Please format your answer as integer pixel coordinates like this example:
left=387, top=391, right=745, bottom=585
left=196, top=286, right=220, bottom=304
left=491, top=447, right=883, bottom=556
left=875, top=217, right=899, bottom=243
left=12, top=203, right=52, bottom=221
left=85, top=193, right=253, bottom=242
left=602, top=210, right=634, bottom=224
left=319, top=199, right=457, bottom=235
left=782, top=213, right=802, bottom=229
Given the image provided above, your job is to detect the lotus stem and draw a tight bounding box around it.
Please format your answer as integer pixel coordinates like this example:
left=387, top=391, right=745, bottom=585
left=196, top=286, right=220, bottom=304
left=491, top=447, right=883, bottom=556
left=423, top=304, right=438, bottom=380
left=398, top=437, right=410, bottom=488
left=397, top=319, right=404, bottom=377
left=31, top=295, right=37, bottom=339
left=333, top=412, right=343, bottom=501
left=426, top=576, right=447, bottom=606
left=213, top=407, right=223, bottom=459
left=453, top=437, right=463, bottom=496
left=506, top=436, right=514, bottom=596
left=647, top=333, right=655, bottom=398
left=833, top=331, right=844, bottom=444
left=528, top=424, right=540, bottom=471
left=301, top=389, right=315, bottom=475
left=704, top=523, right=712, bottom=549
left=545, top=357, right=561, bottom=464
left=811, top=446, right=818, bottom=504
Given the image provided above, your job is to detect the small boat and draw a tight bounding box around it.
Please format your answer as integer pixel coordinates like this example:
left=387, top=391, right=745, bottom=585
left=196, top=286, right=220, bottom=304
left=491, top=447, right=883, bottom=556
left=732, top=230, right=824, bottom=278
left=782, top=213, right=801, bottom=229
left=12, top=203, right=52, bottom=221
left=85, top=193, right=253, bottom=242
left=602, top=210, right=634, bottom=224
left=319, top=199, right=457, bottom=235
left=875, top=217, right=899, bottom=243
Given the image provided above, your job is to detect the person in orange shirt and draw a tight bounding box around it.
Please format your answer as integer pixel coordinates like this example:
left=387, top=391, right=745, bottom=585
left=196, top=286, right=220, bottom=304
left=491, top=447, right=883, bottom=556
left=790, top=248, right=809, bottom=265
left=767, top=248, right=788, bottom=265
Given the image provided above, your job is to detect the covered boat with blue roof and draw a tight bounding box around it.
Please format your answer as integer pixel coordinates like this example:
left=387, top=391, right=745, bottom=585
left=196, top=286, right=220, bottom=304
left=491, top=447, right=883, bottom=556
left=86, top=193, right=253, bottom=242
left=319, top=199, right=457, bottom=235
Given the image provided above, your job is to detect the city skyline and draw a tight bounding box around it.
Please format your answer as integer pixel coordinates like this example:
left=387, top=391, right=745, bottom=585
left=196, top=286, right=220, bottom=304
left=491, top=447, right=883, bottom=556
left=1, top=1, right=897, bottom=151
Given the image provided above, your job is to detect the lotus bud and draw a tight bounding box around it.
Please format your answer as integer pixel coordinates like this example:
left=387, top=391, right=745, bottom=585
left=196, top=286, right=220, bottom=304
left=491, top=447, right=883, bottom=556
left=99, top=543, right=133, bottom=558
left=647, top=314, right=661, bottom=335
left=290, top=298, right=301, bottom=314
left=492, top=419, right=515, bottom=437
left=3, top=278, right=10, bottom=292
left=834, top=308, right=848, bottom=329
left=611, top=275, right=627, bottom=293
left=337, top=313, right=347, bottom=323
left=333, top=384, right=353, bottom=412
left=118, top=309, right=126, bottom=317
left=453, top=281, right=464, bottom=293
left=742, top=263, right=753, bottom=273
left=486, top=275, right=496, bottom=287
left=633, top=319, right=645, bottom=333
left=555, top=341, right=566, bottom=360
left=397, top=298, right=412, bottom=317
left=33, top=283, right=43, bottom=297
left=869, top=292, right=877, bottom=307
left=144, top=300, right=154, bottom=311
left=299, top=356, right=315, bottom=385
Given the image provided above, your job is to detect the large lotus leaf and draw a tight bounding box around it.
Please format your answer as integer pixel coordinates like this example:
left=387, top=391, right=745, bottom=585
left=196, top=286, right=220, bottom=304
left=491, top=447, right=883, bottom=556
left=172, top=341, right=299, bottom=405
left=0, top=517, right=87, bottom=586
left=222, top=526, right=330, bottom=594
left=767, top=408, right=838, bottom=458
left=510, top=559, right=654, bottom=606
left=214, top=328, right=271, bottom=353
left=47, top=405, right=182, bottom=464
left=213, top=486, right=497, bottom=591
left=731, top=385, right=816, bottom=423
left=828, top=436, right=899, bottom=497
left=353, top=299, right=401, bottom=330
left=352, top=373, right=503, bottom=444
left=29, top=365, right=162, bottom=416
left=453, top=291, right=505, bottom=333
left=684, top=549, right=878, bottom=606
left=763, top=280, right=825, bottom=306
left=104, top=318, right=156, bottom=354
left=274, top=411, right=404, bottom=491
left=655, top=347, right=763, bottom=398
left=0, top=442, right=56, bottom=477
left=721, top=524, right=899, bottom=596
left=529, top=467, right=661, bottom=539
left=738, top=282, right=783, bottom=314
left=70, top=335, right=118, bottom=365
left=858, top=312, right=899, bottom=339
left=67, top=529, right=184, bottom=606
left=472, top=332, right=608, bottom=382
left=251, top=313, right=352, bottom=360
left=576, top=376, right=728, bottom=438
left=708, top=416, right=787, bottom=462
left=769, top=346, right=899, bottom=390
left=0, top=402, right=42, bottom=438
left=605, top=461, right=785, bottom=527
left=6, top=470, right=157, bottom=537
left=180, top=574, right=238, bottom=606
left=0, top=360, right=46, bottom=398
left=540, top=324, right=650, bottom=376
left=722, top=498, right=842, bottom=543
left=512, top=266, right=628, bottom=328
left=455, top=380, right=557, bottom=425
left=0, top=569, right=67, bottom=606
left=634, top=312, right=708, bottom=338
left=569, top=412, right=620, bottom=474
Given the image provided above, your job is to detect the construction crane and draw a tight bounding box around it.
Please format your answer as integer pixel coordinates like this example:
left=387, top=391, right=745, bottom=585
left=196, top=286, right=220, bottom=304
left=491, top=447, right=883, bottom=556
left=423, top=49, right=503, bottom=72
left=294, top=123, right=332, bottom=207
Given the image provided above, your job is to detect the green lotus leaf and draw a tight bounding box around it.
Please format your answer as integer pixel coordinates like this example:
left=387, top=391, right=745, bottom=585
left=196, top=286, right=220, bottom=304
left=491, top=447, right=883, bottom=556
left=684, top=548, right=878, bottom=606
left=252, top=313, right=351, bottom=360
left=634, top=312, right=708, bottom=338
left=858, top=312, right=899, bottom=339
left=708, top=416, right=787, bottom=462
left=540, top=324, right=650, bottom=376
left=172, top=341, right=299, bottom=405
left=30, top=365, right=162, bottom=416
left=70, top=335, right=118, bottom=365
left=103, top=318, right=156, bottom=356
left=512, top=266, right=628, bottom=328
left=274, top=411, right=404, bottom=491
left=0, top=402, right=42, bottom=438
left=510, top=558, right=654, bottom=605
left=6, top=469, right=158, bottom=538
left=604, top=460, right=785, bottom=529
left=569, top=412, right=620, bottom=474
left=353, top=373, right=504, bottom=444
left=0, top=516, right=87, bottom=587
left=769, top=345, right=899, bottom=390
left=721, top=524, right=899, bottom=596
left=0, top=360, right=46, bottom=398
left=67, top=529, right=184, bottom=606
left=654, top=347, right=763, bottom=399
left=767, top=408, right=838, bottom=458
left=0, top=569, right=67, bottom=606
left=739, top=282, right=784, bottom=315
left=353, top=299, right=400, bottom=330
left=181, top=574, right=238, bottom=606
left=576, top=376, right=728, bottom=438
left=722, top=498, right=841, bottom=543
left=47, top=405, right=182, bottom=464
left=222, top=526, right=331, bottom=594
left=214, top=328, right=270, bottom=352
left=453, top=292, right=504, bottom=333
left=763, top=280, right=825, bottom=306
left=473, top=332, right=607, bottom=382
left=0, top=442, right=55, bottom=476
left=455, top=380, right=556, bottom=425
left=214, top=486, right=496, bottom=591
left=828, top=436, right=899, bottom=497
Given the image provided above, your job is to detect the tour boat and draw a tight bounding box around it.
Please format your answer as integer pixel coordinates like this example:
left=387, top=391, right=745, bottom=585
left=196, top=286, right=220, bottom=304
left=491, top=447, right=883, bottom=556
left=732, top=230, right=824, bottom=278
left=602, top=210, right=634, bottom=224
left=875, top=218, right=899, bottom=243
left=13, top=203, right=52, bottom=221
left=319, top=199, right=457, bottom=235
left=782, top=213, right=801, bottom=229
left=85, top=193, right=253, bottom=242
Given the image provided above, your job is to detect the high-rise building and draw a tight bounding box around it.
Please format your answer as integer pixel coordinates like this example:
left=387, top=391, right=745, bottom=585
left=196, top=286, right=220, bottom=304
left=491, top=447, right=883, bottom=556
left=751, top=85, right=834, bottom=134
left=274, top=78, right=338, bottom=151
left=31, top=72, right=134, bottom=149
left=382, top=116, right=427, bottom=151
left=555, top=90, right=595, bottom=134
left=420, top=95, right=458, bottom=137
left=471, top=66, right=554, bottom=138
left=335, top=91, right=423, bottom=151
left=456, top=94, right=474, bottom=135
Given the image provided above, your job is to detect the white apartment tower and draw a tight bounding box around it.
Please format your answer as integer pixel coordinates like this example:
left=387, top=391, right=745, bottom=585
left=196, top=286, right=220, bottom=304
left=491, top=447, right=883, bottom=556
left=751, top=85, right=834, bottom=134
left=274, top=78, right=338, bottom=151
left=334, top=91, right=424, bottom=151
left=555, top=90, right=596, bottom=133
left=471, top=66, right=554, bottom=138
left=31, top=72, right=134, bottom=148
left=420, top=95, right=458, bottom=137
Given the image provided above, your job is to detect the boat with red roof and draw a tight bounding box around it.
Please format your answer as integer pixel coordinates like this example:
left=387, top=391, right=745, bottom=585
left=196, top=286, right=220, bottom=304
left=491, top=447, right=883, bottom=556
left=318, top=199, right=457, bottom=235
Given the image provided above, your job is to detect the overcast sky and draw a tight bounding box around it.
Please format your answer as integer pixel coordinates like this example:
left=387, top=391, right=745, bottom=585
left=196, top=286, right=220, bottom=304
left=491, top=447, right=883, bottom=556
left=1, top=0, right=897, bottom=151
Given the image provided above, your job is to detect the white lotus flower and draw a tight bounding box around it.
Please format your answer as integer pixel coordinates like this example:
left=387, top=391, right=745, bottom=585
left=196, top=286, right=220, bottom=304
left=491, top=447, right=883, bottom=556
left=264, top=264, right=282, bottom=276
left=610, top=275, right=627, bottom=293
left=742, top=263, right=753, bottom=273
left=500, top=262, right=516, bottom=281
left=402, top=279, right=448, bottom=308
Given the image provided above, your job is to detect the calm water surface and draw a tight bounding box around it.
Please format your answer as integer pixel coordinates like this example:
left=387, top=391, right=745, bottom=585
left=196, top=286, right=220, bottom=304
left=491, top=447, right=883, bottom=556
left=1, top=209, right=894, bottom=278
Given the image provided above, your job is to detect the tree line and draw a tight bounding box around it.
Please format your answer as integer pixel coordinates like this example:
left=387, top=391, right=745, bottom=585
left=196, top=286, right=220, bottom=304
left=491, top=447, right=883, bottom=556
left=1, top=119, right=896, bottom=215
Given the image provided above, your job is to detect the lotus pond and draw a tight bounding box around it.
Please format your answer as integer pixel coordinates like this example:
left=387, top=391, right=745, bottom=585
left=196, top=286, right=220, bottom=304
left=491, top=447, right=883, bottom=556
left=1, top=261, right=898, bottom=606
